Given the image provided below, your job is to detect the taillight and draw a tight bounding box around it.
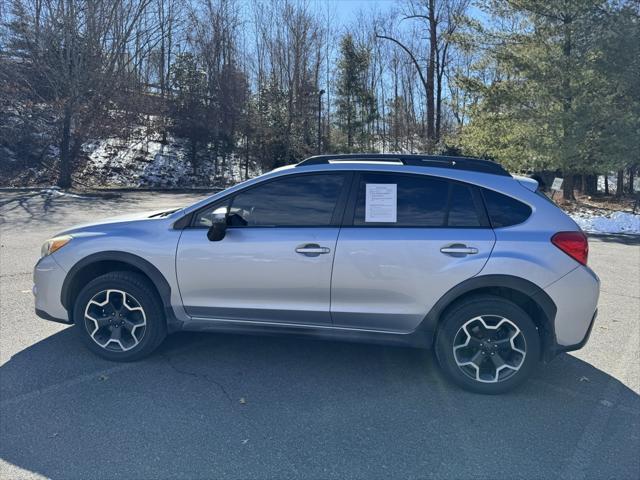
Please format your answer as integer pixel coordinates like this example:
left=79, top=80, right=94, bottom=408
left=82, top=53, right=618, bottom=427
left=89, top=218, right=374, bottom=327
left=551, top=231, right=589, bottom=265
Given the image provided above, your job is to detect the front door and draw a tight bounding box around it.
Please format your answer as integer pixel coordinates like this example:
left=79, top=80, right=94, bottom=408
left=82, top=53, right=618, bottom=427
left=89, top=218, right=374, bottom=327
left=176, top=172, right=350, bottom=325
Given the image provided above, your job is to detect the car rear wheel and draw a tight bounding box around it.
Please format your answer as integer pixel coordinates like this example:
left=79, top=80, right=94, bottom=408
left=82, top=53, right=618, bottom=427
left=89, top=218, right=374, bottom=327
left=435, top=295, right=540, bottom=394
left=73, top=271, right=167, bottom=361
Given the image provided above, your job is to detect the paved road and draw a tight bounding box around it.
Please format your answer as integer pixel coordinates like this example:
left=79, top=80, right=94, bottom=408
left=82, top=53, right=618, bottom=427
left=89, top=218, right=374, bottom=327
left=1, top=190, right=639, bottom=480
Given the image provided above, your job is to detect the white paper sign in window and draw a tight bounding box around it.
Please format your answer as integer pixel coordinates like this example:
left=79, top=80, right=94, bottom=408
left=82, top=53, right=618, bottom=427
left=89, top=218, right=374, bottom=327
left=365, top=184, right=397, bottom=223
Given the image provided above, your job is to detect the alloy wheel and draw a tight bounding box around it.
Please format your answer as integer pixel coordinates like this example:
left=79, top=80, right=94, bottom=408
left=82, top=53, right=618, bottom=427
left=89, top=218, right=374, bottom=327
left=84, top=289, right=147, bottom=352
left=452, top=315, right=526, bottom=383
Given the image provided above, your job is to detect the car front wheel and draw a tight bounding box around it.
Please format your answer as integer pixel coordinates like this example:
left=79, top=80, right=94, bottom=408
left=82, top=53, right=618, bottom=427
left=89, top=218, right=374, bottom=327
left=435, top=295, right=540, bottom=394
left=73, top=271, right=167, bottom=361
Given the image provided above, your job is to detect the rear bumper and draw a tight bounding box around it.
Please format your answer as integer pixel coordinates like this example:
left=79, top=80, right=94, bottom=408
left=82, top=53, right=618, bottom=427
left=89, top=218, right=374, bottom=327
left=543, top=265, right=600, bottom=359
left=553, top=309, right=597, bottom=354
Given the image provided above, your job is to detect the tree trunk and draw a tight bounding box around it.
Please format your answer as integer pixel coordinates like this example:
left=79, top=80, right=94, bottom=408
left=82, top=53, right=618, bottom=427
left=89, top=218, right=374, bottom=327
left=616, top=169, right=624, bottom=196
left=584, top=174, right=597, bottom=196
left=244, top=134, right=249, bottom=181
left=347, top=95, right=352, bottom=151
left=629, top=166, right=635, bottom=194
left=560, top=16, right=573, bottom=201
left=435, top=70, right=442, bottom=144
left=57, top=104, right=73, bottom=189
left=604, top=174, right=609, bottom=195
left=435, top=43, right=448, bottom=145
left=191, top=139, right=198, bottom=175
left=393, top=66, right=399, bottom=151
left=426, top=0, right=436, bottom=152
left=562, top=173, right=575, bottom=201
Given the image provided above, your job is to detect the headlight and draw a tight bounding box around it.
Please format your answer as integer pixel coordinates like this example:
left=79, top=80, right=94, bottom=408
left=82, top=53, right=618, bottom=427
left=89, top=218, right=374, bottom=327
left=41, top=235, right=72, bottom=257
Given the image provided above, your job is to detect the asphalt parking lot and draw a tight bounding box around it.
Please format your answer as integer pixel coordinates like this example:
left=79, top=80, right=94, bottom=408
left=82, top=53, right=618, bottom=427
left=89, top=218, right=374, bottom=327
left=1, top=189, right=639, bottom=480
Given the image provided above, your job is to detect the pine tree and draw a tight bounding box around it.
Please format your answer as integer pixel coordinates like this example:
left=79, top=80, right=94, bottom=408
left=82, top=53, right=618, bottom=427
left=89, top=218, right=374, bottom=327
left=460, top=0, right=639, bottom=200
left=335, top=34, right=377, bottom=152
left=170, top=53, right=209, bottom=173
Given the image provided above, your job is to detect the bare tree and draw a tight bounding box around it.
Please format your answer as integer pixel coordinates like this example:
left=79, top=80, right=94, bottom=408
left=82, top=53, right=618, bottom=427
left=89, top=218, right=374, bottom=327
left=1, top=0, right=484, bottom=189
left=4, top=0, right=159, bottom=187
left=251, top=0, right=325, bottom=165
left=375, top=0, right=470, bottom=151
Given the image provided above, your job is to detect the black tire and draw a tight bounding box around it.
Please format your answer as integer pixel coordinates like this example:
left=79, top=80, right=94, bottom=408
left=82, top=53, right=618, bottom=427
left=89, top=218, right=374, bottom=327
left=73, top=271, right=167, bottom=361
left=435, top=295, right=540, bottom=394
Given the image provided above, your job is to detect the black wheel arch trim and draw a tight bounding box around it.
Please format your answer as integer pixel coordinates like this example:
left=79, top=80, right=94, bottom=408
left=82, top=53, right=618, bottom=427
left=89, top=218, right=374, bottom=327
left=417, top=274, right=559, bottom=360
left=35, top=308, right=72, bottom=325
left=60, top=251, right=182, bottom=331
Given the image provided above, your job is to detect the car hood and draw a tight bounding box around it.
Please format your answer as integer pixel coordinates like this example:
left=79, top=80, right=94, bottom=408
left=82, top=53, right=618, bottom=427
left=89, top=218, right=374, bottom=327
left=54, top=208, right=180, bottom=236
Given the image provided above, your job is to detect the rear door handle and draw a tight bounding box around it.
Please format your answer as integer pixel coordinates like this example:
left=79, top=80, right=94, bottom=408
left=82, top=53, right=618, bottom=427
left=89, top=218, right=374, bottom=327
left=295, top=243, right=331, bottom=256
left=440, top=244, right=478, bottom=255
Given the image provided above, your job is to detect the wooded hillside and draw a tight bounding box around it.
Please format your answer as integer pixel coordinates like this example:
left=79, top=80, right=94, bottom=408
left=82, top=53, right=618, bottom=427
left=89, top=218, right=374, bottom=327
left=0, top=0, right=638, bottom=198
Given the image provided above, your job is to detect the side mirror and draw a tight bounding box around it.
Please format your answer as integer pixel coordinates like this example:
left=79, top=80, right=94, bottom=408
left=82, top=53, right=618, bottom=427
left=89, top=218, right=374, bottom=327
left=207, top=216, right=227, bottom=241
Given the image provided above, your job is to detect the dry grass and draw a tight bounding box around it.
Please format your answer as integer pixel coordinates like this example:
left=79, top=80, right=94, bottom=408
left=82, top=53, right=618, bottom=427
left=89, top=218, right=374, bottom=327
left=556, top=193, right=638, bottom=215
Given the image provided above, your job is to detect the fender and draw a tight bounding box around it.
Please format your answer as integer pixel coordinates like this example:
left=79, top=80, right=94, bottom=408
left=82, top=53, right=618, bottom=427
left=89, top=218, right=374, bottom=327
left=416, top=274, right=557, bottom=348
left=60, top=251, right=181, bottom=330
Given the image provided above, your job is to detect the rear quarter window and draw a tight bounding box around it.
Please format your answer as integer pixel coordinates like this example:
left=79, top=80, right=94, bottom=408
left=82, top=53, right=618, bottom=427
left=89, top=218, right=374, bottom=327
left=481, top=189, right=532, bottom=227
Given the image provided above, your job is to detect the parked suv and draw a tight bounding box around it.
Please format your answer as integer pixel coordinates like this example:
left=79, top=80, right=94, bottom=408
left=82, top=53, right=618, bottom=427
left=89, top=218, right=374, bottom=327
left=34, top=154, right=600, bottom=393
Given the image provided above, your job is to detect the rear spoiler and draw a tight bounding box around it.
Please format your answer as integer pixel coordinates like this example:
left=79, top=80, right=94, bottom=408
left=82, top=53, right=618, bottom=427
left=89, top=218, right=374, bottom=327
left=513, top=175, right=539, bottom=192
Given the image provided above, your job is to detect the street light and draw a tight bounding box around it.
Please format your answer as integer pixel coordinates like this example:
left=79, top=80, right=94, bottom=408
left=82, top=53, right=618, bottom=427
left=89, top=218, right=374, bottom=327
left=318, top=89, right=325, bottom=154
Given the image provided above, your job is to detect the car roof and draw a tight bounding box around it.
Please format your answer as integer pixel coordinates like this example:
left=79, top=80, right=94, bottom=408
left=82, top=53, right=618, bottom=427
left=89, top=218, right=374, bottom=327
left=296, top=154, right=511, bottom=177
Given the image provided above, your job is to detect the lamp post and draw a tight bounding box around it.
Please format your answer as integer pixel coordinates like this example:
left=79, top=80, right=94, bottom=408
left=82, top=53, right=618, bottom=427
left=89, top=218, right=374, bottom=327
left=318, top=89, right=325, bottom=154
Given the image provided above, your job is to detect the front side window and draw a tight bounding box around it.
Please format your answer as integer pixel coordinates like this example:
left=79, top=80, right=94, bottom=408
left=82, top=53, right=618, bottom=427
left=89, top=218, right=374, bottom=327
left=353, top=173, right=482, bottom=227
left=214, top=173, right=347, bottom=227
left=193, top=202, right=230, bottom=228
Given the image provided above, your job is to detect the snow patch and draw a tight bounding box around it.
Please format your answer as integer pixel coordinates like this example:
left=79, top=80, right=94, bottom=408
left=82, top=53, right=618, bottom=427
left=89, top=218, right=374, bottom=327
left=597, top=174, right=640, bottom=193
left=40, top=187, right=86, bottom=198
left=77, top=131, right=260, bottom=188
left=570, top=210, right=640, bottom=234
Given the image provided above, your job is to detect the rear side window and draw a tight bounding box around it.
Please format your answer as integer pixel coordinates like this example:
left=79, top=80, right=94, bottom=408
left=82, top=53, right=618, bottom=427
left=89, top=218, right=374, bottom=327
left=482, top=189, right=532, bottom=227
left=353, top=173, right=483, bottom=227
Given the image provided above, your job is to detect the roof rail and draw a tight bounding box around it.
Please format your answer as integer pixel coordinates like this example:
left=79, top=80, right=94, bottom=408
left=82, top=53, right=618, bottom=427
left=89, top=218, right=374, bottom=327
left=296, top=154, right=511, bottom=177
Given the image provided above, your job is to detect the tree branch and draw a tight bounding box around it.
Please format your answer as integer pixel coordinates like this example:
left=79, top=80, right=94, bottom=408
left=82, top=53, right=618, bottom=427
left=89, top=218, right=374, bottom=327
left=375, top=34, right=428, bottom=94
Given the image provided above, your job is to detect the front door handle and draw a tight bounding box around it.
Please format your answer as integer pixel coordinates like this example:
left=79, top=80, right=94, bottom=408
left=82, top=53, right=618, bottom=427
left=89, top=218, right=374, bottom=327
left=295, top=244, right=331, bottom=256
left=440, top=244, right=479, bottom=256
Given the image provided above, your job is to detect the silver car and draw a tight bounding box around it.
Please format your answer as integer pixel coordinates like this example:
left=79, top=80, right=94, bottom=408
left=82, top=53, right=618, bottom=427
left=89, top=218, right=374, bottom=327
left=33, top=155, right=600, bottom=394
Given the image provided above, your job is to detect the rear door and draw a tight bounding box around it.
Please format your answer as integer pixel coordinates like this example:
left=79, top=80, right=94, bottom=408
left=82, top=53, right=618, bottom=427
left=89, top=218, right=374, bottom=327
left=176, top=172, right=351, bottom=325
left=330, top=172, right=496, bottom=332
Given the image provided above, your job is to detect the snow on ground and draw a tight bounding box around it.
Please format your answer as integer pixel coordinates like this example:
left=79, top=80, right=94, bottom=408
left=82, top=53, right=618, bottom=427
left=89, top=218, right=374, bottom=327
left=78, top=130, right=260, bottom=188
left=40, top=187, right=86, bottom=198
left=597, top=174, right=640, bottom=193
left=570, top=209, right=640, bottom=234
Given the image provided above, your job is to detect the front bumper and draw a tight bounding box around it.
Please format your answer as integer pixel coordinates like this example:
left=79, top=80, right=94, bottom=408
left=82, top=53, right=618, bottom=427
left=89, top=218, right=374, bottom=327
left=33, top=255, right=71, bottom=324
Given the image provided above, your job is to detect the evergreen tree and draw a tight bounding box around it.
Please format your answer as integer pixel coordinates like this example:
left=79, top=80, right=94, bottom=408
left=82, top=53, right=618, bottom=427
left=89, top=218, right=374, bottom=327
left=335, top=34, right=377, bottom=152
left=256, top=79, right=290, bottom=168
left=170, top=53, right=209, bottom=173
left=460, top=0, right=639, bottom=199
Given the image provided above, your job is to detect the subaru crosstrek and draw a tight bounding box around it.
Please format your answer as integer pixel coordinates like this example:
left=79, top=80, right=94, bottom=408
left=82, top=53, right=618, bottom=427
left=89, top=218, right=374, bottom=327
left=34, top=154, right=600, bottom=394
